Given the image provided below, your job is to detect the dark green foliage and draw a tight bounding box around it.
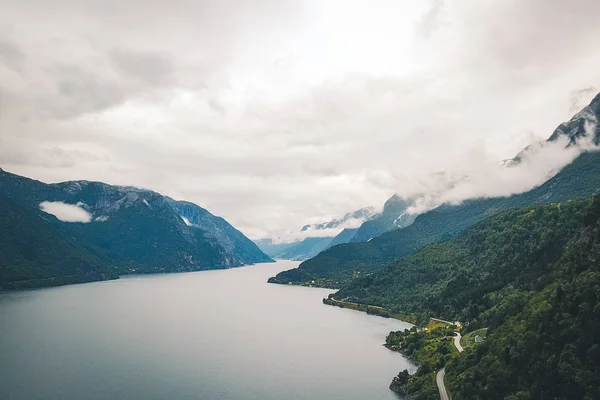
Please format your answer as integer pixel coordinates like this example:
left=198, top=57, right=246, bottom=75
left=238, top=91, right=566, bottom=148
left=387, top=326, right=456, bottom=399
left=444, top=196, right=600, bottom=400
left=343, top=195, right=600, bottom=399
left=387, top=326, right=456, bottom=367
left=335, top=198, right=590, bottom=321
left=0, top=194, right=118, bottom=289
left=268, top=240, right=381, bottom=286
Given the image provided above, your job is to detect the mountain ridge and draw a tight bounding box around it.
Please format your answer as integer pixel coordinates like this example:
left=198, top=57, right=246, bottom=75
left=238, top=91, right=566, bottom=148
left=0, top=169, right=271, bottom=289
left=268, top=91, right=600, bottom=287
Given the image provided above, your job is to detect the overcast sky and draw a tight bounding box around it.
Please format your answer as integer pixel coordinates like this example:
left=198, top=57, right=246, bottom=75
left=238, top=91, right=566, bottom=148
left=1, top=0, right=600, bottom=240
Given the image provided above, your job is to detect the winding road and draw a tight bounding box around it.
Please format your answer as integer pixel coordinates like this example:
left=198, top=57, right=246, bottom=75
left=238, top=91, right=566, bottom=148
left=436, top=368, right=449, bottom=400
left=453, top=331, right=464, bottom=353
left=436, top=331, right=464, bottom=400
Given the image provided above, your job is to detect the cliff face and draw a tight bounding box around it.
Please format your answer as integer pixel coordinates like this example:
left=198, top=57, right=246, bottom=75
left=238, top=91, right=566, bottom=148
left=168, top=199, right=273, bottom=264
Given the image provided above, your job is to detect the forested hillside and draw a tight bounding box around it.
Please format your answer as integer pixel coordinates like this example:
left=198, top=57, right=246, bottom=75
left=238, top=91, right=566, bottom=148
left=445, top=195, right=600, bottom=399
left=333, top=197, right=589, bottom=319
left=0, top=194, right=118, bottom=289
left=341, top=196, right=600, bottom=399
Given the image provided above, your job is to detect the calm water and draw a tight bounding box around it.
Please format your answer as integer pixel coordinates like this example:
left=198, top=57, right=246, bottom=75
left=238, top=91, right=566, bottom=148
left=0, top=261, right=414, bottom=400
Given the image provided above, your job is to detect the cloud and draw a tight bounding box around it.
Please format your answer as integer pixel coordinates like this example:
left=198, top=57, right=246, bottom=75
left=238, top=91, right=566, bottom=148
left=0, top=40, right=25, bottom=71
left=39, top=201, right=93, bottom=223
left=570, top=88, right=597, bottom=114
left=1, top=0, right=600, bottom=239
left=108, top=48, right=174, bottom=84
left=406, top=121, right=599, bottom=214
left=415, top=0, right=444, bottom=39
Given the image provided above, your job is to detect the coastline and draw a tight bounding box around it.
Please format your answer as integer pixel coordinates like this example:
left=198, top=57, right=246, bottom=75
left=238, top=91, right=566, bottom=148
left=1, top=273, right=119, bottom=291
left=322, top=297, right=417, bottom=324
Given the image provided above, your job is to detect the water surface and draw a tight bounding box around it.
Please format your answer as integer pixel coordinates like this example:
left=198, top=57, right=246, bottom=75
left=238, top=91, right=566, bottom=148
left=0, top=261, right=414, bottom=400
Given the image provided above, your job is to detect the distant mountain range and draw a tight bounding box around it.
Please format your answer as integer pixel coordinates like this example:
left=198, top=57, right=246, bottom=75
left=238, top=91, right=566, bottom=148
left=255, top=237, right=335, bottom=261
left=255, top=194, right=419, bottom=261
left=300, top=207, right=377, bottom=232
left=269, top=91, right=600, bottom=287
left=0, top=171, right=272, bottom=289
left=255, top=207, right=378, bottom=261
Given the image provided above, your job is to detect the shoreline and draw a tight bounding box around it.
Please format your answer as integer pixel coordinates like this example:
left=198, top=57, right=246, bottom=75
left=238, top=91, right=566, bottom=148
left=322, top=297, right=418, bottom=324
left=1, top=260, right=279, bottom=292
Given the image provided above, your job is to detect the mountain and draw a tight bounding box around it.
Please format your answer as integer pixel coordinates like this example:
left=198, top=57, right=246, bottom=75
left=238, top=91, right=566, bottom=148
left=295, top=195, right=417, bottom=252
left=269, top=92, right=600, bottom=287
left=349, top=194, right=418, bottom=243
left=271, top=237, right=335, bottom=261
left=167, top=199, right=272, bottom=264
left=325, top=228, right=359, bottom=248
left=300, top=207, right=377, bottom=232
left=255, top=206, right=379, bottom=261
left=343, top=196, right=600, bottom=399
left=333, top=197, right=592, bottom=320
left=0, top=193, right=119, bottom=289
left=0, top=169, right=271, bottom=289
left=256, top=237, right=334, bottom=261
left=254, top=238, right=300, bottom=257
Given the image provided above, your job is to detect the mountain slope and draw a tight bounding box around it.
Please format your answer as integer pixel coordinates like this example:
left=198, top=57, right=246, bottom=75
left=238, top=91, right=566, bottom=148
left=271, top=237, right=334, bottom=261
left=350, top=194, right=417, bottom=243
left=352, top=196, right=600, bottom=399
left=0, top=194, right=119, bottom=289
left=325, top=228, right=359, bottom=249
left=269, top=92, right=600, bottom=287
left=333, top=197, right=591, bottom=320
left=168, top=199, right=273, bottom=264
left=0, top=169, right=269, bottom=288
left=446, top=200, right=600, bottom=399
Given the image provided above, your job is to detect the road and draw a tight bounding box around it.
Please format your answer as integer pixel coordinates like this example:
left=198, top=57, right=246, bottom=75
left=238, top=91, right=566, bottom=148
left=464, top=331, right=473, bottom=347
left=453, top=332, right=464, bottom=353
left=436, top=332, right=464, bottom=400
left=430, top=317, right=455, bottom=325
left=436, top=368, right=449, bottom=400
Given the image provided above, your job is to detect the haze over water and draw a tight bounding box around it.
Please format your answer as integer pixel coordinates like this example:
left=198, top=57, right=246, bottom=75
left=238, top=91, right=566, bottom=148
left=0, top=261, right=414, bottom=400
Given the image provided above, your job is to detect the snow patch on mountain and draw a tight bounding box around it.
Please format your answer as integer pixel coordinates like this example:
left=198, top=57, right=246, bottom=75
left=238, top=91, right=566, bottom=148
left=393, top=212, right=406, bottom=226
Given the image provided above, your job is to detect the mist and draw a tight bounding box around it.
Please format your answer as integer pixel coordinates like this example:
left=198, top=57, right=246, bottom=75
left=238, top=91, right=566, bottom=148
left=39, top=201, right=93, bottom=223
left=404, top=121, right=599, bottom=215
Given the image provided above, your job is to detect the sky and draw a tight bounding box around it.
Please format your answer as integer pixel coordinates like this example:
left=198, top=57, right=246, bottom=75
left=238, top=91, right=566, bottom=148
left=1, top=0, right=600, bottom=240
